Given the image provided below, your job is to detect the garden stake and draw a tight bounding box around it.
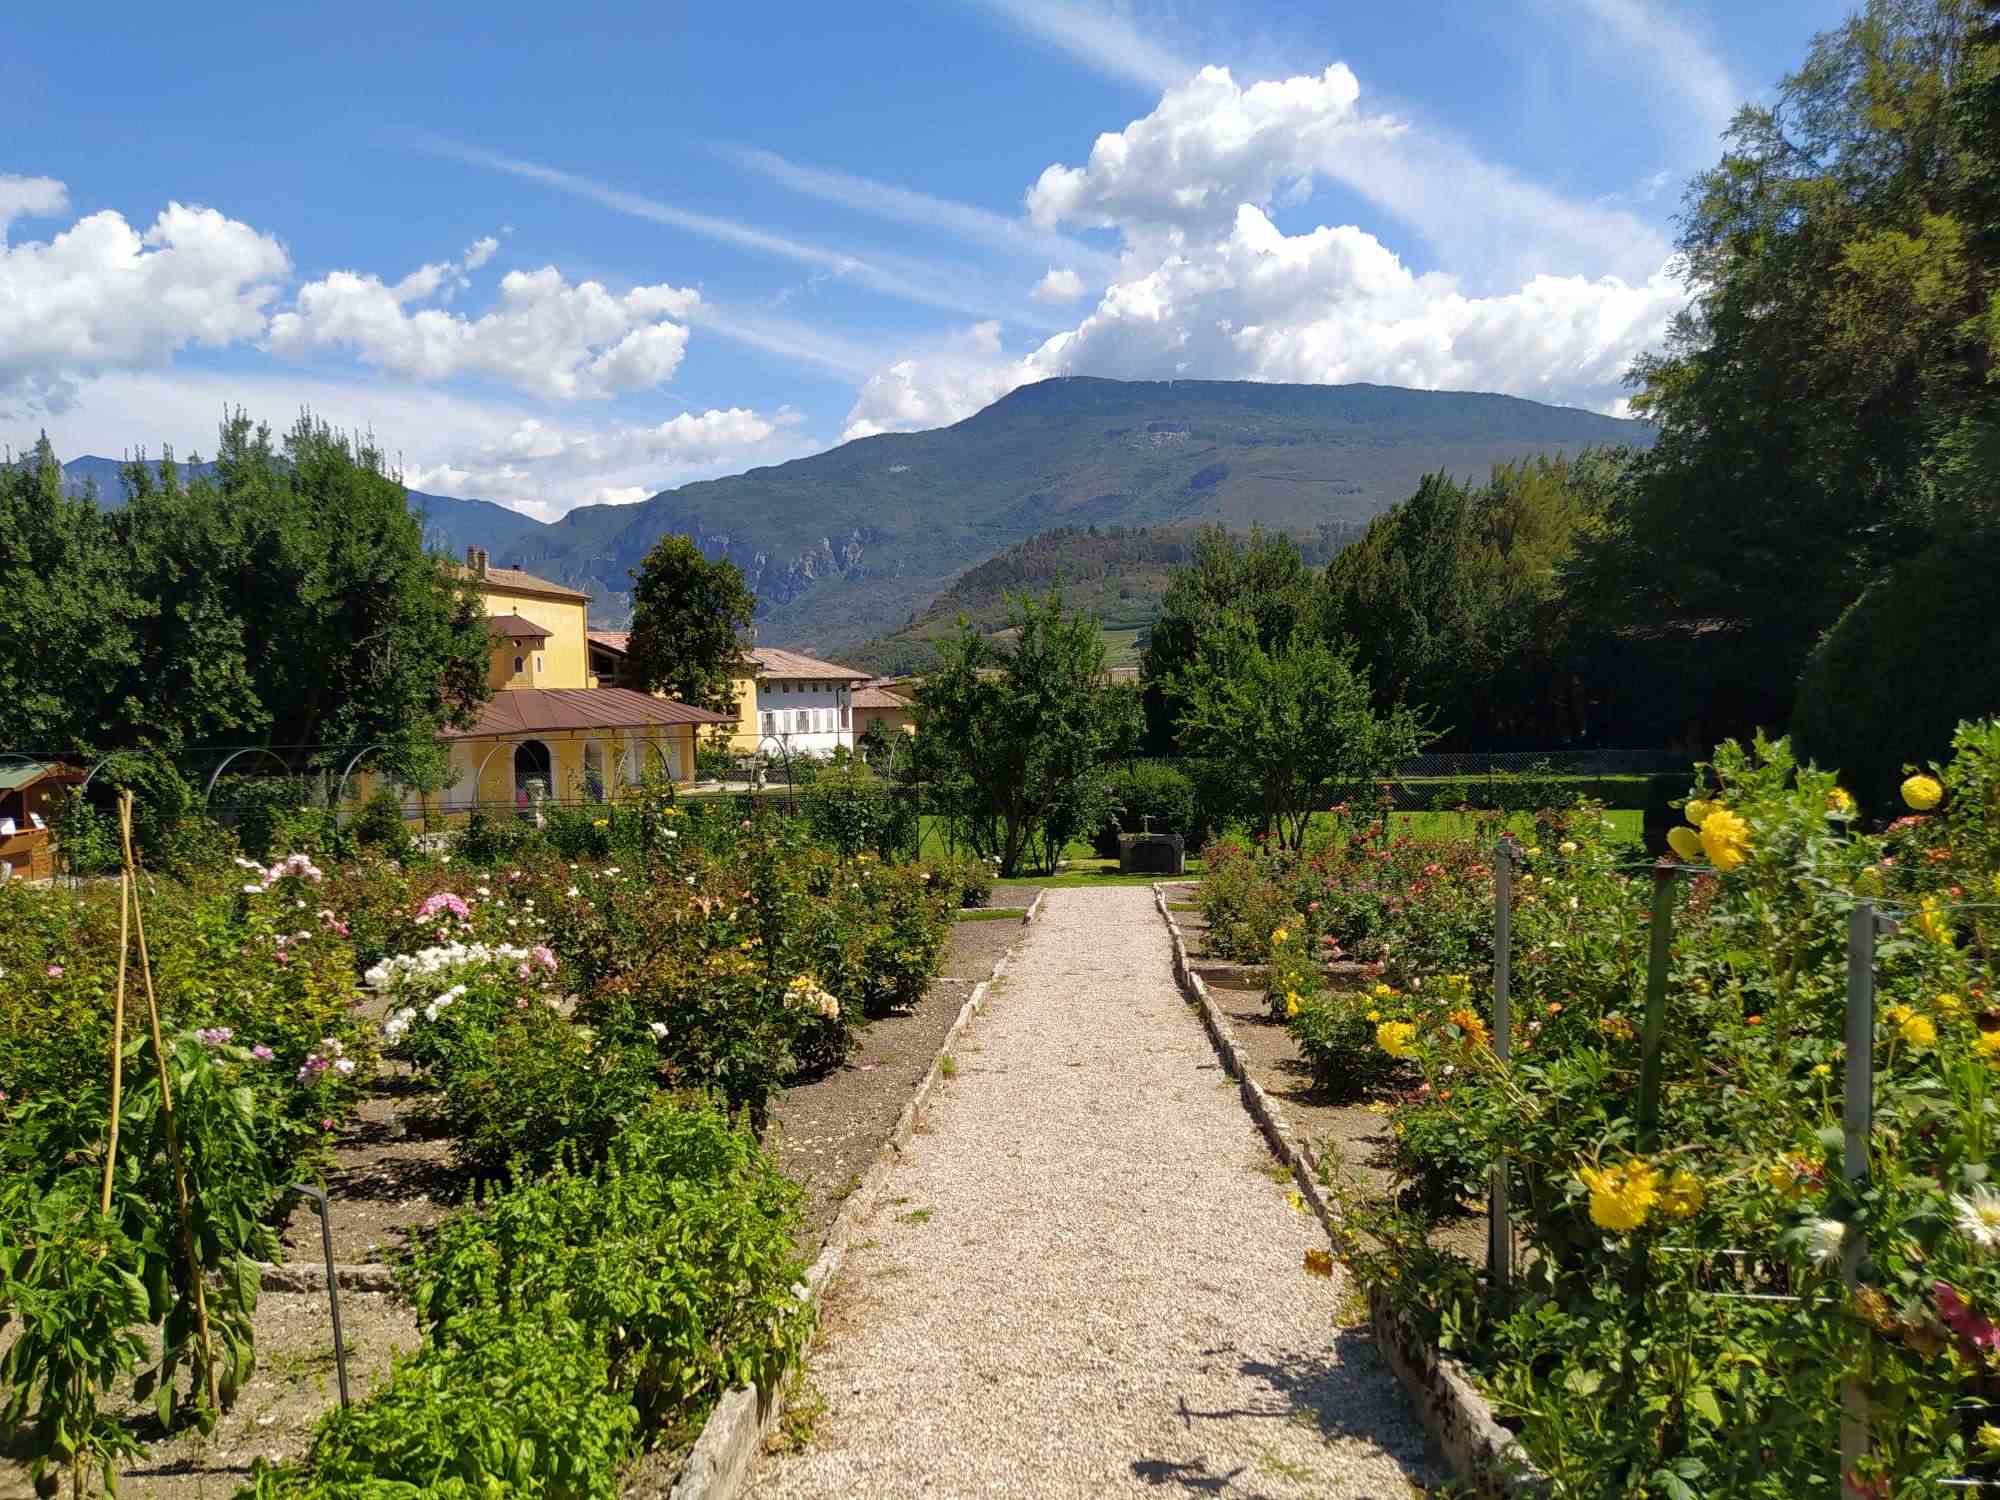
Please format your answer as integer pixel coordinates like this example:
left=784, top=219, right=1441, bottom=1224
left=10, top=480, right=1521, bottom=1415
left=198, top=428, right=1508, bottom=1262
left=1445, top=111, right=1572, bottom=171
left=1839, top=902, right=1877, bottom=1500
left=287, top=1184, right=350, bottom=1408
left=99, top=790, right=133, bottom=1216
left=1634, top=862, right=1676, bottom=1153
left=120, top=798, right=222, bottom=1420
left=1487, top=835, right=1514, bottom=1294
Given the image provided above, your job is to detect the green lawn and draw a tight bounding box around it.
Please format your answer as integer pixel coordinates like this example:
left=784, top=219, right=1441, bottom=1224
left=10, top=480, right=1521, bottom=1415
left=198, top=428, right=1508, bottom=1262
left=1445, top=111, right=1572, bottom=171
left=994, top=856, right=1206, bottom=890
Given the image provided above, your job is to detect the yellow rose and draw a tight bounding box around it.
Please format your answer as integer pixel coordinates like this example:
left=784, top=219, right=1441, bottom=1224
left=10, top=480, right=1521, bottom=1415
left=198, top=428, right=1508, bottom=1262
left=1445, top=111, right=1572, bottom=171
left=1271, top=927, right=1289, bottom=944
left=1579, top=1160, right=1661, bottom=1232
left=1365, top=1010, right=1381, bottom=1022
left=1940, top=993, right=1963, bottom=1015
left=1685, top=798, right=1714, bottom=827
left=1284, top=990, right=1301, bottom=1019
left=1700, top=809, right=1752, bottom=872
left=1376, top=1021, right=1417, bottom=1059
left=1447, top=1006, right=1490, bottom=1049
left=1885, top=1004, right=1915, bottom=1025
left=1915, top=895, right=1953, bottom=946
left=1901, top=774, right=1943, bottom=812
left=1659, top=1169, right=1704, bottom=1220
left=1666, top=826, right=1703, bottom=861
left=1811, top=1063, right=1832, bottom=1078
left=1975, top=1031, right=2000, bottom=1067
left=1899, top=1014, right=1937, bottom=1048
left=1825, top=787, right=1854, bottom=814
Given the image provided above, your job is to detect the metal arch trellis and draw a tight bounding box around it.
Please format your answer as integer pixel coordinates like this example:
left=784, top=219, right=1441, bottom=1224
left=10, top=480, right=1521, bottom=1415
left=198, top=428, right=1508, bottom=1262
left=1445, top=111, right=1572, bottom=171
left=202, top=747, right=296, bottom=811
left=332, top=743, right=392, bottom=824
left=755, top=734, right=796, bottom=814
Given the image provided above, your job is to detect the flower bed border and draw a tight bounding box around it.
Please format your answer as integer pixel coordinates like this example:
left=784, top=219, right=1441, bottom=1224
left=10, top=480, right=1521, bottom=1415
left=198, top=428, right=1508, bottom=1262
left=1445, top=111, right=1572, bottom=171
left=647, top=887, right=1048, bottom=1500
left=1152, top=883, right=1546, bottom=1500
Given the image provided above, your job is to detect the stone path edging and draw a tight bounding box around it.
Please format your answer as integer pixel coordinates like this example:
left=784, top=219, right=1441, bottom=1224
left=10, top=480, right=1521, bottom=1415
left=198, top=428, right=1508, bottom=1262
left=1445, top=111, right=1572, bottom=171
left=1151, top=883, right=1547, bottom=1500
left=655, top=887, right=1047, bottom=1500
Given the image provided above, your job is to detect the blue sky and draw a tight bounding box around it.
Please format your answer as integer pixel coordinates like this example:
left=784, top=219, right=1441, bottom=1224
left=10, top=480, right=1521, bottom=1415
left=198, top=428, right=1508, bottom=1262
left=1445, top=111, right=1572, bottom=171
left=6, top=0, right=1848, bottom=519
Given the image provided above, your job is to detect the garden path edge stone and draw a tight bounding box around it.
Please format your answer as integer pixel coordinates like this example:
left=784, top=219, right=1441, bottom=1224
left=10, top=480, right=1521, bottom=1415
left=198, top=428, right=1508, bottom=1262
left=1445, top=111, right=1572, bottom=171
left=1151, top=882, right=1548, bottom=1500
left=647, top=887, right=1047, bottom=1500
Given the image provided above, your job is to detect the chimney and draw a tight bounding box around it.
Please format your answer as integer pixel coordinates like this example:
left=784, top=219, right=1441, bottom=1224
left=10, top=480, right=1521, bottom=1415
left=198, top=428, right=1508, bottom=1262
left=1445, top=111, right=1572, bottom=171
left=466, top=545, right=488, bottom=578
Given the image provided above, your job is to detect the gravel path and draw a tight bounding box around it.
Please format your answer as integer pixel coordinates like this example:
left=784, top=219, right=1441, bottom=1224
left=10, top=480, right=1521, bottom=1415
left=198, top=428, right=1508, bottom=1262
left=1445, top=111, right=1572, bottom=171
left=748, top=887, right=1437, bottom=1500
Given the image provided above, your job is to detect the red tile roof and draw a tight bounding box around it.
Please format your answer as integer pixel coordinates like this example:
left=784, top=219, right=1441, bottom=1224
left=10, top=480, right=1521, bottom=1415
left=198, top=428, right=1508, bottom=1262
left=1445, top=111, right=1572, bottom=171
left=460, top=562, right=591, bottom=601
left=745, top=647, right=869, bottom=681
left=588, top=630, right=631, bottom=654
left=447, top=688, right=731, bottom=738
left=852, top=685, right=913, bottom=710
left=486, top=613, right=552, bottom=640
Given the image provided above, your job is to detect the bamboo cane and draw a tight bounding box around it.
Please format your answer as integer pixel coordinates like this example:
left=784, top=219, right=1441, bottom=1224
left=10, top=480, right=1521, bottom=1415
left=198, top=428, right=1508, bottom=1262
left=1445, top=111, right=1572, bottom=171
left=118, top=798, right=221, bottom=1417
left=99, top=792, right=132, bottom=1216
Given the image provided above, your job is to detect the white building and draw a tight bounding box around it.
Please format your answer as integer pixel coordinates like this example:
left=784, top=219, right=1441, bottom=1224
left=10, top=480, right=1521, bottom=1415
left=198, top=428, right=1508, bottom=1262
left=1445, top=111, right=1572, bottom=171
left=739, top=648, right=871, bottom=758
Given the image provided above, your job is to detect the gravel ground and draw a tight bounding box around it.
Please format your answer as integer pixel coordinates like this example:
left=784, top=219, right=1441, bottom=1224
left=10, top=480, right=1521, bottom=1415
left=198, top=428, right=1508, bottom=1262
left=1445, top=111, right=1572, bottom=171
left=748, top=886, right=1437, bottom=1500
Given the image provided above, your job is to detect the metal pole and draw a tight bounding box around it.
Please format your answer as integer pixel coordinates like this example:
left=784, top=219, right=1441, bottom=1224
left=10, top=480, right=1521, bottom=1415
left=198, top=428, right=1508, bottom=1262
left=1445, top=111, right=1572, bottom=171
left=1635, top=863, right=1676, bottom=1153
left=1839, top=902, right=1875, bottom=1499
left=1488, top=836, right=1514, bottom=1292
left=288, top=1184, right=350, bottom=1408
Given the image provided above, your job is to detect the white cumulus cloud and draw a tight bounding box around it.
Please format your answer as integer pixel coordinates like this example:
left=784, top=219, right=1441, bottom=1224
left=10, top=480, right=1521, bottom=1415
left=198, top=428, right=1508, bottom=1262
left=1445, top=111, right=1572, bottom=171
left=846, top=60, right=1687, bottom=440
left=404, top=405, right=813, bottom=518
left=1, top=186, right=289, bottom=416
left=845, top=203, right=1683, bottom=438
left=1031, top=267, right=1088, bottom=303
left=269, top=251, right=700, bottom=400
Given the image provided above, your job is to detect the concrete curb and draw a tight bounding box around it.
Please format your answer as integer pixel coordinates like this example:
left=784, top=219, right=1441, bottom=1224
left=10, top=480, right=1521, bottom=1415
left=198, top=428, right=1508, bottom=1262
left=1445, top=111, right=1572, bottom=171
left=1150, top=885, right=1545, bottom=1500
left=657, top=885, right=1047, bottom=1500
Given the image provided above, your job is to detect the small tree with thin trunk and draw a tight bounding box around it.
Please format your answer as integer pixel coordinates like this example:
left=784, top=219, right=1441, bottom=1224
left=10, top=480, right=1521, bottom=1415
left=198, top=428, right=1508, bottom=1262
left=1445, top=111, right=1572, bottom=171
left=1169, top=612, right=1430, bottom=850
left=916, top=592, right=1134, bottom=877
left=625, top=535, right=758, bottom=714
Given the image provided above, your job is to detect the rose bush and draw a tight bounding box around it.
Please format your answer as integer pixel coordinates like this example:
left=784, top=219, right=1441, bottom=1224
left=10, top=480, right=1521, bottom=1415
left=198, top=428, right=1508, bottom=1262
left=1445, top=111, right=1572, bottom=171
left=1307, top=724, right=2000, bottom=1498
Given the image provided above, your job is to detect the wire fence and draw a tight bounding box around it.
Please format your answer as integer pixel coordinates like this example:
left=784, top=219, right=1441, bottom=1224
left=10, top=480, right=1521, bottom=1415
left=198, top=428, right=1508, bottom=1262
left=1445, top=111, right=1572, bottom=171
left=1478, top=844, right=2000, bottom=1496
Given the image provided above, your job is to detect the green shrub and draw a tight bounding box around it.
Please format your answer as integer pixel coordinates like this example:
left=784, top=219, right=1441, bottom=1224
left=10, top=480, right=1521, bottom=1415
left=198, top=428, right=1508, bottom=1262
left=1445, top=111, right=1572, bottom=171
left=926, top=851, right=996, bottom=908
left=456, top=809, right=542, bottom=865
left=803, top=764, right=890, bottom=860
left=240, top=1304, right=636, bottom=1500
left=437, top=1004, right=657, bottom=1182
left=1094, top=761, right=1200, bottom=857
left=346, top=789, right=411, bottom=859
left=405, top=1097, right=810, bottom=1441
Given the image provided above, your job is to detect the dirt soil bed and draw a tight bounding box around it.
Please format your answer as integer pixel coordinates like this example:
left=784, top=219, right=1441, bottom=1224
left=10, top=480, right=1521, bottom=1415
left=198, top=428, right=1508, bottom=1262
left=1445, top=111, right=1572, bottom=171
left=2, top=905, right=1034, bottom=1500
left=1159, top=884, right=1487, bottom=1264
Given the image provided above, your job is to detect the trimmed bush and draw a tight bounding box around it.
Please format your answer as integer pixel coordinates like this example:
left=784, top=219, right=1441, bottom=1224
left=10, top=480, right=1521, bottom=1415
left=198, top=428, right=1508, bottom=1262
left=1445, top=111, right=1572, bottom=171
left=1093, top=760, right=1201, bottom=857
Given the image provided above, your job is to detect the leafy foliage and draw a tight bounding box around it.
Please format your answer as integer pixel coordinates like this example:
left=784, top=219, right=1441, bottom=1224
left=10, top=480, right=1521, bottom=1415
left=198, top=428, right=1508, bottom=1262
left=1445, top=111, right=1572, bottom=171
left=1, top=415, right=491, bottom=776
left=916, top=591, right=1139, bottom=876
left=623, top=534, right=757, bottom=714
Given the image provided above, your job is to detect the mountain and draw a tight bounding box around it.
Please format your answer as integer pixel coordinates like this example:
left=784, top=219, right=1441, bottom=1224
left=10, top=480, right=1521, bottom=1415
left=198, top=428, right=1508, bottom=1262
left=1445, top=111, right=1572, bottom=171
left=503, top=378, right=1652, bottom=647
left=846, top=520, right=1367, bottom=676
left=57, top=455, right=549, bottom=562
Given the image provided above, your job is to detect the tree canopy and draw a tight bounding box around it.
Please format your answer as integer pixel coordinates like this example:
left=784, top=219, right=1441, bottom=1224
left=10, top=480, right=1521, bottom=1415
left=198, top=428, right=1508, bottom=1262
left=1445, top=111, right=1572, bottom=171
left=0, top=413, right=489, bottom=781
left=624, top=535, right=759, bottom=714
left=1571, top=0, right=2000, bottom=749
left=916, top=592, right=1137, bottom=877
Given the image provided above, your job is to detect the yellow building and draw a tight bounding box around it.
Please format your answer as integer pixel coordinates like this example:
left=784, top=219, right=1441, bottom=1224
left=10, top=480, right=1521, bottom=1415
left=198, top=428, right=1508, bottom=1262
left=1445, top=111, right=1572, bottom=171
left=852, top=681, right=917, bottom=738
left=390, top=549, right=730, bottom=817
